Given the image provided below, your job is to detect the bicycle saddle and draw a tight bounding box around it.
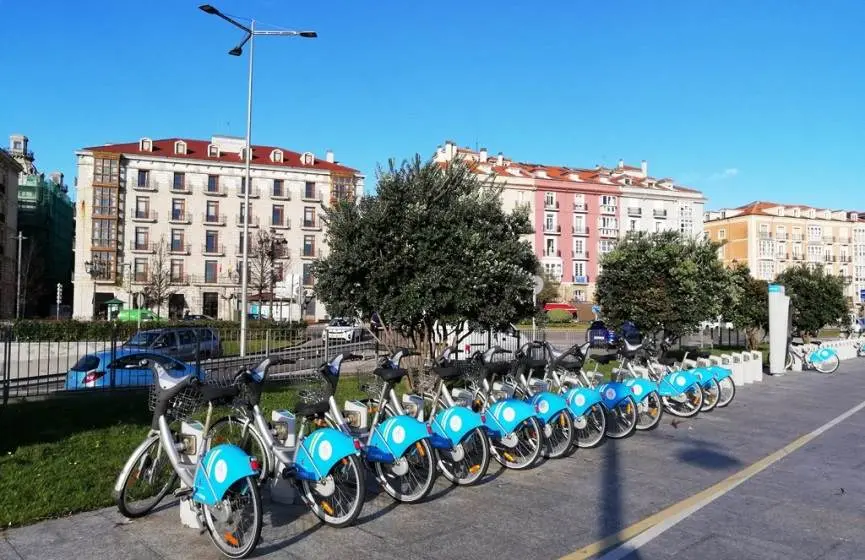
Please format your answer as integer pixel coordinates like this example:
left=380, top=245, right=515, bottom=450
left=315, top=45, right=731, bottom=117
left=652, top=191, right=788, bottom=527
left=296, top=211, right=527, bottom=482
left=374, top=366, right=409, bottom=382
left=431, top=366, right=462, bottom=380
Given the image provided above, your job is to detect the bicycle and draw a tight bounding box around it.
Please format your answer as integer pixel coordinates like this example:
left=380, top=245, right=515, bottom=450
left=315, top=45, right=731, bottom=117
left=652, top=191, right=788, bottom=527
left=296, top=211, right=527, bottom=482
left=114, top=359, right=263, bottom=559
left=205, top=356, right=366, bottom=528
left=786, top=339, right=840, bottom=374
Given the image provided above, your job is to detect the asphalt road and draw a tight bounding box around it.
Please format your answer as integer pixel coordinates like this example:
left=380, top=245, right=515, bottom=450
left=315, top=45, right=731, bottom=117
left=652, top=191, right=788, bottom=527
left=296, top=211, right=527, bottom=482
left=4, top=359, right=865, bottom=560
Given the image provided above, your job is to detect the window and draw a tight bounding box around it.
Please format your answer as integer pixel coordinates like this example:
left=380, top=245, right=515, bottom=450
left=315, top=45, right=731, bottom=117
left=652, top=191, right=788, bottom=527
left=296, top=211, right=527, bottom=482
left=599, top=239, right=616, bottom=255
left=134, top=227, right=149, bottom=250
left=178, top=330, right=194, bottom=346
left=679, top=206, right=694, bottom=235
left=273, top=262, right=284, bottom=281
left=303, top=235, right=315, bottom=257
left=574, top=238, right=585, bottom=256
left=93, top=158, right=119, bottom=183
left=574, top=194, right=586, bottom=211
left=12, top=140, right=22, bottom=151
left=776, top=241, right=787, bottom=258
left=170, top=260, right=184, bottom=282
left=758, top=240, right=774, bottom=258
left=544, top=213, right=556, bottom=232
left=134, top=258, right=148, bottom=282
left=757, top=260, right=775, bottom=281
left=240, top=177, right=247, bottom=193
left=655, top=221, right=662, bottom=232
left=573, top=216, right=585, bottom=233
left=808, top=243, right=822, bottom=261
left=272, top=205, right=285, bottom=226
left=718, top=229, right=726, bottom=240
left=303, top=263, right=314, bottom=285
left=304, top=182, right=317, bottom=199
left=206, top=201, right=219, bottom=220
left=171, top=229, right=184, bottom=251
left=574, top=261, right=585, bottom=280
left=792, top=226, right=803, bottom=241
left=544, top=192, right=555, bottom=208
left=776, top=225, right=787, bottom=239
left=93, top=187, right=117, bottom=215
left=808, top=225, right=821, bottom=241
left=134, top=196, right=149, bottom=218
left=273, top=179, right=284, bottom=197
left=599, top=216, right=617, bottom=229
left=271, top=149, right=283, bottom=163
left=173, top=172, right=185, bottom=190
left=628, top=219, right=638, bottom=232
left=545, top=238, right=556, bottom=257
left=137, top=170, right=149, bottom=187
left=171, top=199, right=185, bottom=220
left=239, top=203, right=252, bottom=224
left=208, top=144, right=219, bottom=157
left=205, top=231, right=219, bottom=252
left=601, top=195, right=617, bottom=206
left=238, top=232, right=247, bottom=252
left=202, top=292, right=219, bottom=317
left=207, top=175, right=219, bottom=193
left=542, top=262, right=562, bottom=281
left=91, top=219, right=115, bottom=248
left=204, top=261, right=218, bottom=283
left=174, top=141, right=186, bottom=155
left=304, top=207, right=316, bottom=227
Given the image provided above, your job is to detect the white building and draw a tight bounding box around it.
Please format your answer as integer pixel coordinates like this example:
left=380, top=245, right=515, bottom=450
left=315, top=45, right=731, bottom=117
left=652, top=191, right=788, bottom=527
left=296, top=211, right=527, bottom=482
left=72, top=135, right=363, bottom=321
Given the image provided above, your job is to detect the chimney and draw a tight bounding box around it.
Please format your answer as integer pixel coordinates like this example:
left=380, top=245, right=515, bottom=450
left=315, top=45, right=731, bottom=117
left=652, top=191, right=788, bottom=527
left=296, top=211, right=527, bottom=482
left=479, top=148, right=488, bottom=163
left=445, top=140, right=456, bottom=160
left=325, top=149, right=334, bottom=163
left=496, top=152, right=504, bottom=166
left=641, top=160, right=648, bottom=177
left=618, top=158, right=624, bottom=169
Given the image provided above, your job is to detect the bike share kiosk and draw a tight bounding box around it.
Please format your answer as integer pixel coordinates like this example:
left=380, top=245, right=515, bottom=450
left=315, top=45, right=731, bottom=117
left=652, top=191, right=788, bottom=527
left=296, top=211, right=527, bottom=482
left=768, top=283, right=791, bottom=375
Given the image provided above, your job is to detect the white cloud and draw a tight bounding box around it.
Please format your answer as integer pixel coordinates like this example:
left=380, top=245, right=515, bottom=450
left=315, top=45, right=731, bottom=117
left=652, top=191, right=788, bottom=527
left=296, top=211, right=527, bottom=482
left=708, top=168, right=739, bottom=181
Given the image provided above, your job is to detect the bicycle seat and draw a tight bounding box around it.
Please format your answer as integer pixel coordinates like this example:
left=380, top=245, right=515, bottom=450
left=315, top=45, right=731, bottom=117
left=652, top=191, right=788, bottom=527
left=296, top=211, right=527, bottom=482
left=374, top=367, right=408, bottom=382
left=294, top=399, right=330, bottom=418
left=431, top=366, right=462, bottom=380
left=200, top=383, right=240, bottom=405
left=524, top=358, right=546, bottom=370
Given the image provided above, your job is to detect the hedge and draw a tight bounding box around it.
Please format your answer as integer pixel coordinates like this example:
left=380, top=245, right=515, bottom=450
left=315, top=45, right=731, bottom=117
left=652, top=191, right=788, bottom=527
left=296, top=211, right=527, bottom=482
left=546, top=309, right=574, bottom=324
left=6, top=319, right=307, bottom=342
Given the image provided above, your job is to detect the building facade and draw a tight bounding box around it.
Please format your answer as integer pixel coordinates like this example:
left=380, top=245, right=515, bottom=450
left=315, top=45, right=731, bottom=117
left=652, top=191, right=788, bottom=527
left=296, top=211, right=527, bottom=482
left=72, top=135, right=363, bottom=321
left=8, top=135, right=75, bottom=317
left=0, top=146, right=21, bottom=318
left=434, top=141, right=706, bottom=302
left=704, top=201, right=865, bottom=304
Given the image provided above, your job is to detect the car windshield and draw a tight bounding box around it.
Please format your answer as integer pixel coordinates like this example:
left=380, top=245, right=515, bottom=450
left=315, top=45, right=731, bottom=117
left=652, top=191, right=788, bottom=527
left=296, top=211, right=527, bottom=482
left=71, top=355, right=101, bottom=372
left=589, top=322, right=606, bottom=330
left=124, top=331, right=160, bottom=346
left=329, top=318, right=352, bottom=327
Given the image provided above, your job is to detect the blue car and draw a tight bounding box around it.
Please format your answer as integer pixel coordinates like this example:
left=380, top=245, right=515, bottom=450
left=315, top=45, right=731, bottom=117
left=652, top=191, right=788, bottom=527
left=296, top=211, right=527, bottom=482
left=65, top=349, right=201, bottom=391
left=586, top=320, right=641, bottom=349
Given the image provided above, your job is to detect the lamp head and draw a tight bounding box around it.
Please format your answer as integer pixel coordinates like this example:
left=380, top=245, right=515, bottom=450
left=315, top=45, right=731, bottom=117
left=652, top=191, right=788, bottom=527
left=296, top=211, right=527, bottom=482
left=199, top=4, right=220, bottom=15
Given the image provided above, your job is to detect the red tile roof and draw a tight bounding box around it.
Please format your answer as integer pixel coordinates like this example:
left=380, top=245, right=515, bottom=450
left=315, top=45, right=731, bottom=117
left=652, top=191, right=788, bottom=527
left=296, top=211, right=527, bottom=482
left=82, top=137, right=358, bottom=174
left=729, top=201, right=858, bottom=217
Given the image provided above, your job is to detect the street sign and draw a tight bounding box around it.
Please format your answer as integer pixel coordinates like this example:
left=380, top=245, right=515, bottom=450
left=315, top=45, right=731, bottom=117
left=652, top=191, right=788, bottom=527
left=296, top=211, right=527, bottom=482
left=592, top=304, right=600, bottom=313
left=533, top=275, right=544, bottom=296
left=860, top=289, right=865, bottom=302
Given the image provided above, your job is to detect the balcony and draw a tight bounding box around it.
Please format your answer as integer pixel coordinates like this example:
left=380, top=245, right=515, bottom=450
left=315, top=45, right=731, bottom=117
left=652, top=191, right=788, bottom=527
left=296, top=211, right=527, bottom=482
left=627, top=207, right=642, bottom=217
left=301, top=247, right=320, bottom=259
left=573, top=275, right=589, bottom=285
left=202, top=243, right=225, bottom=256
left=170, top=274, right=190, bottom=286
left=169, top=242, right=191, bottom=255
left=573, top=226, right=589, bottom=236
left=543, top=224, right=562, bottom=235
left=271, top=189, right=291, bottom=201
left=791, top=253, right=804, bottom=261
left=302, top=188, right=321, bottom=202
left=235, top=244, right=252, bottom=256
left=301, top=220, right=322, bottom=231
left=132, top=179, right=158, bottom=192
left=93, top=206, right=119, bottom=219
left=168, top=211, right=192, bottom=224
left=202, top=213, right=227, bottom=226
left=791, top=234, right=804, bottom=241
left=330, top=193, right=356, bottom=206
left=599, top=228, right=618, bottom=238
left=131, top=209, right=158, bottom=222
left=132, top=272, right=149, bottom=284
left=758, top=232, right=772, bottom=239
left=775, top=233, right=789, bottom=240
left=542, top=249, right=561, bottom=258
left=823, top=235, right=835, bottom=243
left=130, top=241, right=156, bottom=254
left=544, top=200, right=559, bottom=211
left=204, top=184, right=227, bottom=197
left=170, top=182, right=191, bottom=195
left=572, top=250, right=589, bottom=260
left=840, top=255, right=853, bottom=263
left=189, top=274, right=222, bottom=285
left=600, top=205, right=617, bottom=215
left=270, top=217, right=291, bottom=230
left=237, top=185, right=261, bottom=199
left=777, top=253, right=790, bottom=261
left=236, top=214, right=260, bottom=228
left=653, top=209, right=668, bottom=219
left=843, top=275, right=854, bottom=284
left=824, top=255, right=836, bottom=263
left=573, top=202, right=587, bottom=212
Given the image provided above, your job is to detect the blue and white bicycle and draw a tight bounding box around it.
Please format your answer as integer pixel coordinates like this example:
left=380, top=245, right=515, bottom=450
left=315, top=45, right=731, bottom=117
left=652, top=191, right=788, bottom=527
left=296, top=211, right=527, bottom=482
left=786, top=339, right=840, bottom=374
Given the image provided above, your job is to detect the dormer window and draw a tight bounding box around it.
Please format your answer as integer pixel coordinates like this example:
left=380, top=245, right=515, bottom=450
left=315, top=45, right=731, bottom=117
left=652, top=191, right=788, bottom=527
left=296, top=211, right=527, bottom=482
left=824, top=210, right=831, bottom=220
left=139, top=138, right=152, bottom=152
left=301, top=152, right=315, bottom=166
left=174, top=140, right=187, bottom=155
left=624, top=178, right=632, bottom=185
left=239, top=147, right=250, bottom=162
left=793, top=208, right=800, bottom=217
left=809, top=209, right=816, bottom=219
left=207, top=144, right=220, bottom=158
left=778, top=207, right=785, bottom=217
left=271, top=149, right=283, bottom=163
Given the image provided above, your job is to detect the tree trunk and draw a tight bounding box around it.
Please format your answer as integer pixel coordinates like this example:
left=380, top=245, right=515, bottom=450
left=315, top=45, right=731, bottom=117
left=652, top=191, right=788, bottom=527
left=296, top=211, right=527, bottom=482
left=745, top=327, right=762, bottom=351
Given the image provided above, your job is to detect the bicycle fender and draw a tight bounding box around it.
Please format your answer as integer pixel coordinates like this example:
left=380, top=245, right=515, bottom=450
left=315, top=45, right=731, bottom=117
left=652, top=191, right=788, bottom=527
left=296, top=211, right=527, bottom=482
left=431, top=406, right=485, bottom=448
left=484, top=399, right=537, bottom=438
left=367, top=416, right=430, bottom=463
left=709, top=366, right=732, bottom=382
left=692, top=367, right=715, bottom=388
left=294, top=427, right=359, bottom=481
left=810, top=347, right=837, bottom=363
left=564, top=386, right=602, bottom=416
left=623, top=378, right=658, bottom=403
left=529, top=391, right=569, bottom=425
left=193, top=444, right=258, bottom=506
left=658, top=370, right=699, bottom=398
left=598, top=382, right=633, bottom=409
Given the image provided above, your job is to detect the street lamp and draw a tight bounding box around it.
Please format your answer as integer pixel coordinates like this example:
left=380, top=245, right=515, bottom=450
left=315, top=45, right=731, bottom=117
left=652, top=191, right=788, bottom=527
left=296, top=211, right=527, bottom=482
left=200, top=4, right=316, bottom=356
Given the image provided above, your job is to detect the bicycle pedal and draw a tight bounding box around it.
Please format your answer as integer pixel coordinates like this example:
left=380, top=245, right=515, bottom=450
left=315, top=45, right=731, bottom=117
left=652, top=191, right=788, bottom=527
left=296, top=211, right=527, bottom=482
left=281, top=466, right=298, bottom=480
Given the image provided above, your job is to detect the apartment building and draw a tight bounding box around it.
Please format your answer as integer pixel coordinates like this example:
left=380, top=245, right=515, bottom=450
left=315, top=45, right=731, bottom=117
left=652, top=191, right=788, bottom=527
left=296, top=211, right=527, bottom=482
left=704, top=201, right=865, bottom=303
left=72, top=135, right=363, bottom=321
left=434, top=141, right=706, bottom=302
left=0, top=147, right=21, bottom=318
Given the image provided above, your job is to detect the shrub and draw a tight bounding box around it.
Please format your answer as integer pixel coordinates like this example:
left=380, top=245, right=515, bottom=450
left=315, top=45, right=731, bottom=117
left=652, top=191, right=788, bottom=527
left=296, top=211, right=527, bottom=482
left=546, top=309, right=573, bottom=324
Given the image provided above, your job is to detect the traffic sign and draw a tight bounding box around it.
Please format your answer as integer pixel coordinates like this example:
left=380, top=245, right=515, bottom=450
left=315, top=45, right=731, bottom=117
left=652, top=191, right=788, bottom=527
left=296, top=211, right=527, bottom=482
left=533, top=275, right=544, bottom=296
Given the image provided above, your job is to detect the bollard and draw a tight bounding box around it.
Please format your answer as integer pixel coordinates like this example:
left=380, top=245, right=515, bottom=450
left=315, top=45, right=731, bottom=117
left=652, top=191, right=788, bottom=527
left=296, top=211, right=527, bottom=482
left=750, top=351, right=763, bottom=383
left=729, top=353, right=746, bottom=386
left=740, top=352, right=754, bottom=384
left=709, top=355, right=723, bottom=367
left=696, top=357, right=711, bottom=368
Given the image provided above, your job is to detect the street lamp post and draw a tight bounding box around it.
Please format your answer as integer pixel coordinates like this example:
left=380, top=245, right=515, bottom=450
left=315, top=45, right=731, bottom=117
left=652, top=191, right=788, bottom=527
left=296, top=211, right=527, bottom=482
left=15, top=231, right=26, bottom=319
left=200, top=4, right=316, bottom=356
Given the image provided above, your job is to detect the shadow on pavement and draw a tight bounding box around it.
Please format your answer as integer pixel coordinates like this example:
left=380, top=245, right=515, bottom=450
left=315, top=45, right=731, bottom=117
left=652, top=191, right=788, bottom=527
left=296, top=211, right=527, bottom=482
left=676, top=437, right=742, bottom=471
left=601, top=433, right=643, bottom=560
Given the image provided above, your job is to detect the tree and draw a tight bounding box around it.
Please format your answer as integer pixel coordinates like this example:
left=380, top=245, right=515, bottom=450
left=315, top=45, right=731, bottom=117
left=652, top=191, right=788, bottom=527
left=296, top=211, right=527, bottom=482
left=775, top=264, right=847, bottom=339
left=313, top=155, right=538, bottom=361
left=142, top=236, right=176, bottom=318
left=537, top=273, right=561, bottom=305
left=247, top=230, right=288, bottom=319
left=722, top=263, right=768, bottom=350
left=595, top=231, right=728, bottom=338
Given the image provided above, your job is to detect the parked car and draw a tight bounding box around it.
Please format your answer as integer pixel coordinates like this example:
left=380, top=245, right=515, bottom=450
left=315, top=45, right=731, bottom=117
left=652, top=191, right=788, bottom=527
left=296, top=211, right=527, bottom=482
left=322, top=317, right=364, bottom=343
left=586, top=320, right=641, bottom=348
left=65, top=350, right=200, bottom=391
left=181, top=314, right=214, bottom=321
left=122, top=327, right=222, bottom=360
left=116, top=308, right=161, bottom=323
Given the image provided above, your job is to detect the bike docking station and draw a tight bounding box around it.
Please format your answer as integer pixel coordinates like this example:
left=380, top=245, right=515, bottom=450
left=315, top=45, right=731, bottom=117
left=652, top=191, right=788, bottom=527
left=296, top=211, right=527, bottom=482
left=267, top=410, right=300, bottom=505
left=178, top=420, right=206, bottom=530
left=769, top=283, right=793, bottom=375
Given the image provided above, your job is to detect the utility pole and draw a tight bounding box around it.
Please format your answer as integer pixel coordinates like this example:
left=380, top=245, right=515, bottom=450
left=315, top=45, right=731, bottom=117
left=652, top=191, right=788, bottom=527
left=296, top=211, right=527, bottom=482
left=15, top=232, right=26, bottom=319
left=56, top=283, right=63, bottom=320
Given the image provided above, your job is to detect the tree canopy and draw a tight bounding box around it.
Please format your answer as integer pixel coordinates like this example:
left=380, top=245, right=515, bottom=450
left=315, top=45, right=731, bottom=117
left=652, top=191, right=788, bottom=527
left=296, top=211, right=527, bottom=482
left=775, top=264, right=848, bottom=337
left=537, top=273, right=561, bottom=305
left=313, top=155, right=538, bottom=360
left=595, top=231, right=728, bottom=338
left=722, top=262, right=769, bottom=350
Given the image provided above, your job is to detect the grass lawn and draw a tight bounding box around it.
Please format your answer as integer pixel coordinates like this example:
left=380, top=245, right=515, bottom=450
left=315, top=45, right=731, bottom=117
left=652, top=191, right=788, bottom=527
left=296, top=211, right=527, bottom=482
left=0, top=372, right=379, bottom=528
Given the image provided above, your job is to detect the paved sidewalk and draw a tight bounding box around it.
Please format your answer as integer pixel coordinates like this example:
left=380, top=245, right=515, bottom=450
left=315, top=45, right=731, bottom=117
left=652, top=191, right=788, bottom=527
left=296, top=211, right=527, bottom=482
left=4, top=363, right=865, bottom=560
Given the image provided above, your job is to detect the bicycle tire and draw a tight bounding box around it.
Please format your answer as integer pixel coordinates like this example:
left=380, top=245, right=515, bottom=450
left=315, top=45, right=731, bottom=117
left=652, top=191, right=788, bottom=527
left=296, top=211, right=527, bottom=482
left=663, top=384, right=703, bottom=418
left=115, top=436, right=178, bottom=519
left=700, top=378, right=720, bottom=412
left=635, top=391, right=663, bottom=431
left=604, top=396, right=637, bottom=439
left=813, top=353, right=840, bottom=374
left=301, top=454, right=366, bottom=527
left=208, top=416, right=271, bottom=484
left=542, top=410, right=575, bottom=459
left=374, top=439, right=437, bottom=503
left=203, top=475, right=263, bottom=559
left=716, top=377, right=736, bottom=408
left=574, top=403, right=607, bottom=448
left=490, top=416, right=543, bottom=470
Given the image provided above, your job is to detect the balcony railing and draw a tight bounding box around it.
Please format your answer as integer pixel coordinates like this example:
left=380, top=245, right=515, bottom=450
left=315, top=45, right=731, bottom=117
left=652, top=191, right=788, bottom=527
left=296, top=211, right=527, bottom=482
left=839, top=255, right=853, bottom=263
left=758, top=232, right=772, bottom=239
left=301, top=220, right=322, bottom=231
left=301, top=247, right=320, bottom=259
left=791, top=234, right=804, bottom=241
left=236, top=214, right=260, bottom=228
left=775, top=233, right=789, bottom=240
left=132, top=272, right=149, bottom=283
left=169, top=211, right=192, bottom=224
left=600, top=205, right=617, bottom=215
left=130, top=241, right=156, bottom=253
left=653, top=209, right=668, bottom=219
left=573, top=275, right=589, bottom=285
left=542, top=249, right=561, bottom=258
left=544, top=200, right=559, bottom=210
left=270, top=217, right=291, bottom=229
left=235, top=244, right=252, bottom=256
left=302, top=188, right=321, bottom=202
left=843, top=275, right=853, bottom=284
left=204, top=184, right=227, bottom=197
left=543, top=224, right=562, bottom=234
left=202, top=213, right=227, bottom=226
left=170, top=274, right=190, bottom=286
left=169, top=242, right=191, bottom=255
left=202, top=243, right=225, bottom=256
left=572, top=250, right=589, bottom=260
left=627, top=207, right=642, bottom=217
left=599, top=228, right=618, bottom=238
left=170, top=182, right=191, bottom=194
left=93, top=206, right=119, bottom=218
left=824, top=255, right=836, bottom=263
left=237, top=185, right=261, bottom=198
left=573, top=226, right=589, bottom=236
left=823, top=235, right=835, bottom=243
left=573, top=202, right=587, bottom=212
left=792, top=254, right=804, bottom=261
left=272, top=189, right=291, bottom=201
left=131, top=209, right=157, bottom=222
left=133, top=179, right=158, bottom=192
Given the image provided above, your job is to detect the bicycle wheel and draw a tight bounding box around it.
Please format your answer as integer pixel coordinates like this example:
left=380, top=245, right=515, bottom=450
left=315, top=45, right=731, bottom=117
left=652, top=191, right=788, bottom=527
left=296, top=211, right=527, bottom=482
left=301, top=454, right=365, bottom=527
left=437, top=427, right=491, bottom=486
left=716, top=377, right=736, bottom=408
left=542, top=410, right=574, bottom=459
left=490, top=416, right=543, bottom=470
left=700, top=378, right=720, bottom=412
left=116, top=436, right=178, bottom=519
left=605, top=396, right=637, bottom=439
left=785, top=351, right=794, bottom=370
left=813, top=354, right=840, bottom=374
left=635, top=391, right=663, bottom=431
left=663, top=384, right=703, bottom=418
left=203, top=475, right=262, bottom=559
left=208, top=417, right=270, bottom=484
left=574, top=403, right=606, bottom=448
left=374, top=439, right=436, bottom=503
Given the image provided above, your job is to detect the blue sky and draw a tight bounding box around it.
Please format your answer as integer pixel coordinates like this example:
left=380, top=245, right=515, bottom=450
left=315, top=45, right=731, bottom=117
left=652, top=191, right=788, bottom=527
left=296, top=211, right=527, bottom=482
left=1, top=0, right=862, bottom=210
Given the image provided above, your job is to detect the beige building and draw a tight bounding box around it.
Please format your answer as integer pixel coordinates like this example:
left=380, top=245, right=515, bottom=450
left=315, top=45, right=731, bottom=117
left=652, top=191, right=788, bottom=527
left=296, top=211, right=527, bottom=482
left=0, top=147, right=21, bottom=318
left=705, top=201, right=865, bottom=304
left=72, top=135, right=363, bottom=321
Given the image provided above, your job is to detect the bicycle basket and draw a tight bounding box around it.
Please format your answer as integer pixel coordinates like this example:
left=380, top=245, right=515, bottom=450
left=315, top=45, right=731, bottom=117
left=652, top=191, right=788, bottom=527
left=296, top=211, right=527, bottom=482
left=411, top=368, right=439, bottom=397
left=148, top=383, right=202, bottom=423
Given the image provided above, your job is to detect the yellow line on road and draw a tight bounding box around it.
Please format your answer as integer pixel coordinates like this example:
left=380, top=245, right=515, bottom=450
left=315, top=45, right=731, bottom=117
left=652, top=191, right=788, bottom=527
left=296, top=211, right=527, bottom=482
left=561, top=398, right=865, bottom=560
